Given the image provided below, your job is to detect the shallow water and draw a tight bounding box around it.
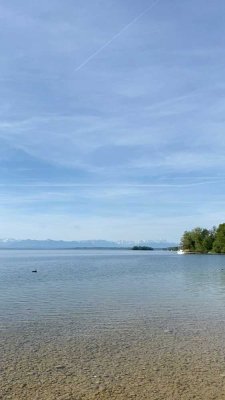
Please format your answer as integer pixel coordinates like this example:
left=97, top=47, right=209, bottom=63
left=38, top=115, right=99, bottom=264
left=1, top=250, right=225, bottom=399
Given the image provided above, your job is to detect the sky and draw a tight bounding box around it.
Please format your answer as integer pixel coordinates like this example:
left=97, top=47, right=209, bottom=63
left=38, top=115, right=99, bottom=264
left=0, top=0, right=225, bottom=242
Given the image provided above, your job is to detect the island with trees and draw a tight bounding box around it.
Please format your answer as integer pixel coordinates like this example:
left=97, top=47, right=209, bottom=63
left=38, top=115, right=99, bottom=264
left=132, top=246, right=153, bottom=251
left=180, top=223, right=225, bottom=254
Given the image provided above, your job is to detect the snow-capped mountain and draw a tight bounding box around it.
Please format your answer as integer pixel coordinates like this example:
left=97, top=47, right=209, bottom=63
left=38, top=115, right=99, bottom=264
left=0, top=239, right=177, bottom=249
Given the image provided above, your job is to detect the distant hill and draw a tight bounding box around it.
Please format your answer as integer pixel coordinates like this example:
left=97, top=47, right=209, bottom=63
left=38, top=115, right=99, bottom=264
left=0, top=239, right=177, bottom=249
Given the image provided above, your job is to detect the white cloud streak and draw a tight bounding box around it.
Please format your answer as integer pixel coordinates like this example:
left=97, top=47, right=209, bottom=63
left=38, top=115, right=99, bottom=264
left=74, top=0, right=161, bottom=72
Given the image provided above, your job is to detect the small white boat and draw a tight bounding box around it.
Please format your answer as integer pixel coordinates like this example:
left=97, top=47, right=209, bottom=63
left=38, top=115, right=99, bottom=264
left=177, top=249, right=185, bottom=254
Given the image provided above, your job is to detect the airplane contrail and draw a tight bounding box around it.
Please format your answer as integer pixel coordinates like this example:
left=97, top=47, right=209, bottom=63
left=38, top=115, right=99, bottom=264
left=74, top=0, right=162, bottom=72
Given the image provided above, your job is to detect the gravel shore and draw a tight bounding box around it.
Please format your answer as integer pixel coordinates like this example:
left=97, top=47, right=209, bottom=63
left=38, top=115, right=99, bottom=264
left=1, top=318, right=225, bottom=400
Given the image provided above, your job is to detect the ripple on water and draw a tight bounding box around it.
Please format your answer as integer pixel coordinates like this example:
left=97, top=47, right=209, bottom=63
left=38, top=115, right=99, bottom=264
left=1, top=250, right=225, bottom=399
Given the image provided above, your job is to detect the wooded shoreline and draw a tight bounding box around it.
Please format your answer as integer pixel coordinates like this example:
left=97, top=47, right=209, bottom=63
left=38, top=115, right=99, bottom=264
left=180, top=223, right=225, bottom=254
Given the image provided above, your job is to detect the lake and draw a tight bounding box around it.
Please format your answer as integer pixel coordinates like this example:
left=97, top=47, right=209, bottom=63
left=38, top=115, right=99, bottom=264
left=1, top=250, right=225, bottom=399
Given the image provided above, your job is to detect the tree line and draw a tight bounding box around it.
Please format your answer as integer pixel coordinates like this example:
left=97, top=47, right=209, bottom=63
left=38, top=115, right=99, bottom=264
left=132, top=246, right=153, bottom=250
left=180, top=223, right=225, bottom=253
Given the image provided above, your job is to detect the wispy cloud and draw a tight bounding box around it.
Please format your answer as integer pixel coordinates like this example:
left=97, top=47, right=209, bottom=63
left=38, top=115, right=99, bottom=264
left=1, top=0, right=225, bottom=239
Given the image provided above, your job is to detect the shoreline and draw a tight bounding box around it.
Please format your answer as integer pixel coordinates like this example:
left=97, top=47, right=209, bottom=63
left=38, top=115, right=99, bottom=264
left=180, top=251, right=225, bottom=255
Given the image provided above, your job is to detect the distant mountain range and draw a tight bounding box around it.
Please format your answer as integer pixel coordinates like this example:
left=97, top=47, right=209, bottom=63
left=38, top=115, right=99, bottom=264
left=0, top=239, right=177, bottom=249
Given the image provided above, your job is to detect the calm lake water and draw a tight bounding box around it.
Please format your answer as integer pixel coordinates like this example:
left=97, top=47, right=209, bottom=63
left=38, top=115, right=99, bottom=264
left=2, top=250, right=225, bottom=399
left=1, top=249, right=225, bottom=329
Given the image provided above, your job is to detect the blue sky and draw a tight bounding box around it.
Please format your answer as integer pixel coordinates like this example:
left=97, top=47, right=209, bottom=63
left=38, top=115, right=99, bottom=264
left=0, top=0, right=225, bottom=241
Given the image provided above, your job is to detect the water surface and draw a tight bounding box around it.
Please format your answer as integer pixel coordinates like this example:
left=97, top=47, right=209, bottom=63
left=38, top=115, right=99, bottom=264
left=1, top=250, right=225, bottom=399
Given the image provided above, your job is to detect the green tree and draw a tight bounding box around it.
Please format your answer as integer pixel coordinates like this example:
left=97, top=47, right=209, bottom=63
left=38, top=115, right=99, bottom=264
left=181, top=230, right=195, bottom=251
left=213, top=224, right=225, bottom=253
left=203, top=227, right=216, bottom=252
left=192, top=227, right=205, bottom=252
left=180, top=226, right=216, bottom=253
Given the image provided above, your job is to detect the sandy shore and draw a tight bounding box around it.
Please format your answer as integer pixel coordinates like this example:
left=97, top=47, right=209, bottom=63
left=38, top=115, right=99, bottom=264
left=1, top=318, right=225, bottom=400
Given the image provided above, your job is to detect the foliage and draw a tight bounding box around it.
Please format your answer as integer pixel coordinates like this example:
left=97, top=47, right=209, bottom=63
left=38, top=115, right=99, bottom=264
left=180, top=226, right=217, bottom=253
left=132, top=246, right=153, bottom=251
left=212, top=224, right=225, bottom=253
